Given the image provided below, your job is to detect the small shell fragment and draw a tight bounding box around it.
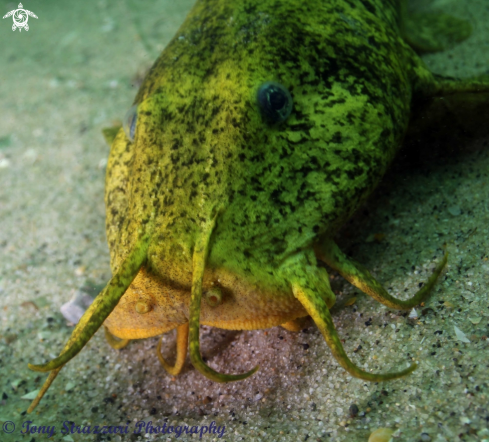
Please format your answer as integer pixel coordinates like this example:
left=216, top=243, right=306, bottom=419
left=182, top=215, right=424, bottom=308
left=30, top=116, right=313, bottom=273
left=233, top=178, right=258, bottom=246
left=468, top=317, right=482, bottom=325
left=21, top=389, right=40, bottom=400
left=74, top=266, right=86, bottom=276
left=0, top=157, right=11, bottom=169
left=11, top=379, right=23, bottom=391
left=454, top=326, right=470, bottom=343
left=409, top=308, right=418, bottom=319
left=448, top=205, right=462, bottom=216
left=60, top=290, right=94, bottom=324
left=369, top=428, right=394, bottom=442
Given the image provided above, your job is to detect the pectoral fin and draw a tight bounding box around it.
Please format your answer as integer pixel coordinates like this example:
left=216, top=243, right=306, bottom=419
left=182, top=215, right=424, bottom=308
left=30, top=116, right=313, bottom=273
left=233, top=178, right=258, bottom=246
left=400, top=0, right=471, bottom=53
left=402, top=12, right=471, bottom=53
left=102, top=124, right=122, bottom=146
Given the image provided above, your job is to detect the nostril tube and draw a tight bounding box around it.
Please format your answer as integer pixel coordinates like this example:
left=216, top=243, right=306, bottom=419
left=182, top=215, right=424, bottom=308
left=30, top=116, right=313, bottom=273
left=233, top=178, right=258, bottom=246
left=135, top=300, right=152, bottom=314
left=204, top=287, right=223, bottom=307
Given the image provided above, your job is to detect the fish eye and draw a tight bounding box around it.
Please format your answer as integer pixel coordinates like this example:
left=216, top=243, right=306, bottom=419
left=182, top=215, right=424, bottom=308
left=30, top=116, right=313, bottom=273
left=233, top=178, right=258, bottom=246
left=257, top=81, right=293, bottom=123
left=123, top=104, right=138, bottom=142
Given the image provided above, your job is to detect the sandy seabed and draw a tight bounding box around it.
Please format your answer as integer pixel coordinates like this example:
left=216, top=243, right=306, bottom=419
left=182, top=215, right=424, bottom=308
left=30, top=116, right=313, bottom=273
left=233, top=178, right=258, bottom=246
left=1, top=0, right=488, bottom=441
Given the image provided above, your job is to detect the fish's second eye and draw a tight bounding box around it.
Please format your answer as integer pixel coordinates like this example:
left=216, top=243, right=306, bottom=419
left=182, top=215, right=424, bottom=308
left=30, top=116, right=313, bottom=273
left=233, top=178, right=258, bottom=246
left=257, top=81, right=293, bottom=124
left=123, top=104, right=138, bottom=142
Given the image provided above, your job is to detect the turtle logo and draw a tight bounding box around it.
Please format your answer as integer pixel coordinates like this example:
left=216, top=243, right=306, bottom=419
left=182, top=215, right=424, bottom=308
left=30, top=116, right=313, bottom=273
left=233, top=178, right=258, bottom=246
left=3, top=3, right=38, bottom=32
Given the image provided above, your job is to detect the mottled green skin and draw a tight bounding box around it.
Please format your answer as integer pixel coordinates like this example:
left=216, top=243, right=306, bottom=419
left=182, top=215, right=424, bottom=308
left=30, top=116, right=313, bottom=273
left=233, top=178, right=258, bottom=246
left=106, top=0, right=430, bottom=292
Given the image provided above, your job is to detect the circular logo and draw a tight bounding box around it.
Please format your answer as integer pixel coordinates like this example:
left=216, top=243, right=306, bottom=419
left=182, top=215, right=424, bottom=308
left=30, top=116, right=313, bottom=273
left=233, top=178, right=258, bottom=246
left=13, top=9, right=27, bottom=27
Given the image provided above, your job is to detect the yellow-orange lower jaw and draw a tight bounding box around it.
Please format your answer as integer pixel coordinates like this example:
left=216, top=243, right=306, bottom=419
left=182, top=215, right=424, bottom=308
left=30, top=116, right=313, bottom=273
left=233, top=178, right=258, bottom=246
left=103, top=265, right=308, bottom=340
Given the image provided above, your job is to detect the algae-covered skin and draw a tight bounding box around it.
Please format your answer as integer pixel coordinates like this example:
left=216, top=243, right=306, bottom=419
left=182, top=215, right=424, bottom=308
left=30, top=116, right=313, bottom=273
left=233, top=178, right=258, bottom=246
left=105, top=0, right=414, bottom=334
left=105, top=5, right=402, bottom=336
left=27, top=0, right=489, bottom=411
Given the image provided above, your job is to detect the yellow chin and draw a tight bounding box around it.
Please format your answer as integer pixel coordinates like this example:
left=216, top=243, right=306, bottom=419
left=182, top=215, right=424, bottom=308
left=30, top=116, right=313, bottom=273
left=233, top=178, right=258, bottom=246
left=103, top=265, right=308, bottom=340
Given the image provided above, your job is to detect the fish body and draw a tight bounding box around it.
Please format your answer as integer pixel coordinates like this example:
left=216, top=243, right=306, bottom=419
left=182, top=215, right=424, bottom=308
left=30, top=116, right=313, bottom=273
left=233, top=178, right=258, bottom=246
left=28, top=0, right=489, bottom=412
left=104, top=0, right=423, bottom=337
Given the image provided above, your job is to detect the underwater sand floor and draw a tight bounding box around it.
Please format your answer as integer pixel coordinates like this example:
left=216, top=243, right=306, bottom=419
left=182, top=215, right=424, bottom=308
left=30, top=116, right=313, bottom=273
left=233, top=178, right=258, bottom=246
left=1, top=0, right=489, bottom=441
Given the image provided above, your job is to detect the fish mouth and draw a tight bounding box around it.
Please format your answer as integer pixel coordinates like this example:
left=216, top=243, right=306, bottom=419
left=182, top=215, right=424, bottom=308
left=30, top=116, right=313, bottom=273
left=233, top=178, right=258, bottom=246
left=103, top=263, right=308, bottom=340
